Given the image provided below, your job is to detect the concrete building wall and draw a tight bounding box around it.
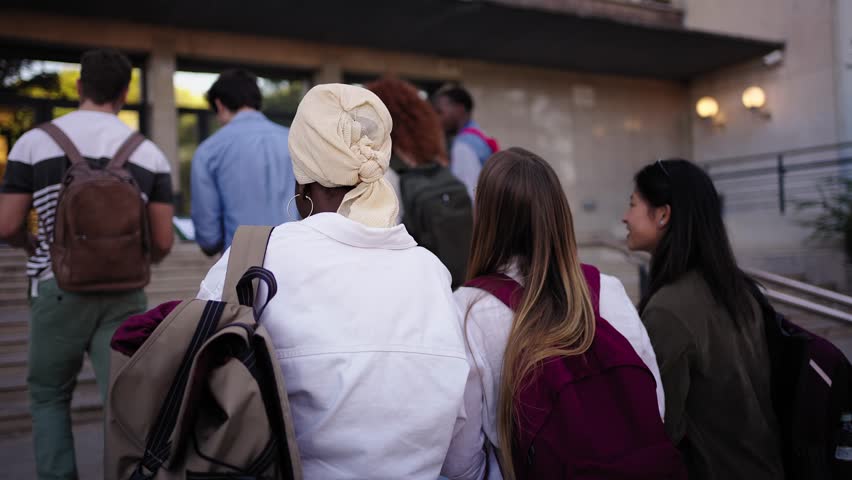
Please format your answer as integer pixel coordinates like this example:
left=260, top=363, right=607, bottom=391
left=836, top=0, right=852, bottom=161
left=461, top=66, right=689, bottom=236
left=683, top=0, right=850, bottom=290
left=686, top=0, right=840, bottom=159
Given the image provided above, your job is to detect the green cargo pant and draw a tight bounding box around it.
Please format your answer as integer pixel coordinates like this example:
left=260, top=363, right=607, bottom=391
left=27, top=278, right=146, bottom=480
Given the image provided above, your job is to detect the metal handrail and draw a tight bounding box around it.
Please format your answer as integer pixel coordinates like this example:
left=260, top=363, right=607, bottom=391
left=579, top=238, right=852, bottom=324
left=703, top=141, right=852, bottom=214
left=744, top=267, right=852, bottom=310
left=762, top=289, right=852, bottom=324
left=703, top=141, right=852, bottom=167
left=710, top=156, right=852, bottom=181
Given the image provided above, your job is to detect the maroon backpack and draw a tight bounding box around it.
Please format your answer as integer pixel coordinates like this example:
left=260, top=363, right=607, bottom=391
left=749, top=283, right=852, bottom=479
left=465, top=264, right=687, bottom=480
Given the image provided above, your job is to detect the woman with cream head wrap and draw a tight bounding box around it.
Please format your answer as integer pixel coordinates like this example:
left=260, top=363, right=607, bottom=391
left=197, top=84, right=473, bottom=479
left=288, top=83, right=399, bottom=227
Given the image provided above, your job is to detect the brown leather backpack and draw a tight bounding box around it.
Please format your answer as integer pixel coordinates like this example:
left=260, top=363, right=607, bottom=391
left=38, top=122, right=151, bottom=292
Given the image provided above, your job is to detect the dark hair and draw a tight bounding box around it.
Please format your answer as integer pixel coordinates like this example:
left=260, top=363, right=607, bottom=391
left=79, top=49, right=132, bottom=105
left=206, top=69, right=262, bottom=113
left=468, top=147, right=595, bottom=479
left=366, top=76, right=448, bottom=166
left=635, top=159, right=757, bottom=322
left=434, top=84, right=474, bottom=112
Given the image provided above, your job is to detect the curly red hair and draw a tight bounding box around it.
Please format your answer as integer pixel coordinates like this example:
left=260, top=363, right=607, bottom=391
left=366, top=76, right=448, bottom=167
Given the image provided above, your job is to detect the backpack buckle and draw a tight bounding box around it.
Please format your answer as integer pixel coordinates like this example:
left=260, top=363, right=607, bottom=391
left=129, top=464, right=156, bottom=480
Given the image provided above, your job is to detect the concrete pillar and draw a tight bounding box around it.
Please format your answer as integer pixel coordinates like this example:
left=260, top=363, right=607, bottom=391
left=313, top=62, right=343, bottom=85
left=145, top=39, right=179, bottom=195
left=835, top=0, right=852, bottom=164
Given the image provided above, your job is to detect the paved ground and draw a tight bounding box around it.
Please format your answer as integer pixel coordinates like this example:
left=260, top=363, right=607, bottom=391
left=0, top=421, right=103, bottom=480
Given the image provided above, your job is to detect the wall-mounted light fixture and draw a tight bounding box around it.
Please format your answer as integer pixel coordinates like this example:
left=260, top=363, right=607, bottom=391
left=742, top=86, right=770, bottom=118
left=695, top=96, right=725, bottom=126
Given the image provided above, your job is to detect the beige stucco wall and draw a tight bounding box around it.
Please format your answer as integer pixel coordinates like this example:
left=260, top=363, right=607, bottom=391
left=685, top=0, right=849, bottom=289
left=461, top=66, right=689, bottom=235
left=686, top=0, right=840, bottom=159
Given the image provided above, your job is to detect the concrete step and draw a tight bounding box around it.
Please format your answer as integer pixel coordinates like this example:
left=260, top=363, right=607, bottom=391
left=0, top=346, right=100, bottom=434
left=0, top=284, right=29, bottom=296
left=0, top=366, right=97, bottom=406
left=0, top=310, right=29, bottom=337
left=0, top=350, right=95, bottom=384
left=0, top=277, right=208, bottom=303
left=0, top=388, right=102, bottom=435
left=0, top=334, right=28, bottom=353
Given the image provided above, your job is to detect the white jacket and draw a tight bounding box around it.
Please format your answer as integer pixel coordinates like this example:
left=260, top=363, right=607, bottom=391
left=198, top=213, right=470, bottom=479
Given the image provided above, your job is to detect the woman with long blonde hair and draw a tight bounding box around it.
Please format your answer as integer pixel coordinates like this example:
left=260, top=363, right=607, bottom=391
left=442, top=147, right=674, bottom=479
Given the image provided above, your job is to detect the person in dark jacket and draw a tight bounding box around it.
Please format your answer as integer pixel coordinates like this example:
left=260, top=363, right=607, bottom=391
left=623, top=158, right=785, bottom=479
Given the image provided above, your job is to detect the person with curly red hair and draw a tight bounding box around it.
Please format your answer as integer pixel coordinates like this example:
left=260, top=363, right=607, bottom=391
left=367, top=76, right=473, bottom=288
left=366, top=76, right=448, bottom=168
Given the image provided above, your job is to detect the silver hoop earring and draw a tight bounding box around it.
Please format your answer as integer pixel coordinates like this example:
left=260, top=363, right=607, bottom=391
left=286, top=194, right=314, bottom=220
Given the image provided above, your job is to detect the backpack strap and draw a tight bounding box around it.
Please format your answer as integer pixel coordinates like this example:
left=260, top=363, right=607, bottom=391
left=580, top=263, right=601, bottom=317
left=466, top=264, right=601, bottom=314
left=37, top=122, right=85, bottom=165
left=130, top=300, right=227, bottom=480
left=108, top=131, right=146, bottom=169
left=222, top=226, right=275, bottom=305
left=464, top=274, right=524, bottom=311
left=459, top=127, right=500, bottom=154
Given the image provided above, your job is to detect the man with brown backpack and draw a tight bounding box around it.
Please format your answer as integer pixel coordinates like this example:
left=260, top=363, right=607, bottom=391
left=0, top=49, right=174, bottom=480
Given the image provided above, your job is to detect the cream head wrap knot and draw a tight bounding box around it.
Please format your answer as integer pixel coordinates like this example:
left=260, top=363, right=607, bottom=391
left=289, top=83, right=398, bottom=227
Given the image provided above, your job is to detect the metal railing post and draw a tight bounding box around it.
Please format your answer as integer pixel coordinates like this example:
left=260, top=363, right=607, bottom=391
left=777, top=154, right=786, bottom=214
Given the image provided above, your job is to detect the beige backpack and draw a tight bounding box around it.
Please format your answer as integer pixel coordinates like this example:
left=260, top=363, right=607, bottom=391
left=38, top=122, right=151, bottom=292
left=106, top=226, right=302, bottom=480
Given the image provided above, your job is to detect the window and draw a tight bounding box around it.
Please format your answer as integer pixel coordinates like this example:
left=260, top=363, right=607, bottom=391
left=172, top=64, right=310, bottom=214
left=0, top=58, right=144, bottom=183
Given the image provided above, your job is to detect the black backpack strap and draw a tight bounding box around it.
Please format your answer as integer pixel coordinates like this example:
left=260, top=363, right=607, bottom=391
left=37, top=123, right=85, bottom=165
left=241, top=333, right=300, bottom=479
left=109, top=131, right=146, bottom=169
left=130, top=300, right=226, bottom=480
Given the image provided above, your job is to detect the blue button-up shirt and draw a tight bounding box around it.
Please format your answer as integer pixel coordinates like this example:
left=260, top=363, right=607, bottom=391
left=191, top=110, right=297, bottom=253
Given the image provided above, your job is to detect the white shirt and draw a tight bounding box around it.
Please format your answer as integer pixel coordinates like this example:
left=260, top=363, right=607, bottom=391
left=198, top=213, right=470, bottom=479
left=442, top=266, right=665, bottom=480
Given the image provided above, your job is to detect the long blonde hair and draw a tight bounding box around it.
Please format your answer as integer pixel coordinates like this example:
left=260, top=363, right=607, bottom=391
left=466, top=147, right=596, bottom=479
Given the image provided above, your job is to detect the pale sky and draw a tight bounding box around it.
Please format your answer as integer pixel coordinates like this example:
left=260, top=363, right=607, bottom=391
left=174, top=71, right=217, bottom=96
left=12, top=61, right=217, bottom=97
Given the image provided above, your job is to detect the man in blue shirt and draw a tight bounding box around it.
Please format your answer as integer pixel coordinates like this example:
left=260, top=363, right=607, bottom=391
left=432, top=85, right=499, bottom=201
left=191, top=69, right=297, bottom=255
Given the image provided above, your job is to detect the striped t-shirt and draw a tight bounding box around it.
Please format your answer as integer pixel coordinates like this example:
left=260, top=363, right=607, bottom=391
left=1, top=110, right=173, bottom=279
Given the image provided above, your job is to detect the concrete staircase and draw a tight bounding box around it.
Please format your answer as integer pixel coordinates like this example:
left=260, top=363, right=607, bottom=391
left=0, top=241, right=217, bottom=434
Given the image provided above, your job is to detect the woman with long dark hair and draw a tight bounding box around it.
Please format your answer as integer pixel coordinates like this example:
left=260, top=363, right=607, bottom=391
left=623, top=159, right=784, bottom=479
left=443, top=148, right=668, bottom=479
